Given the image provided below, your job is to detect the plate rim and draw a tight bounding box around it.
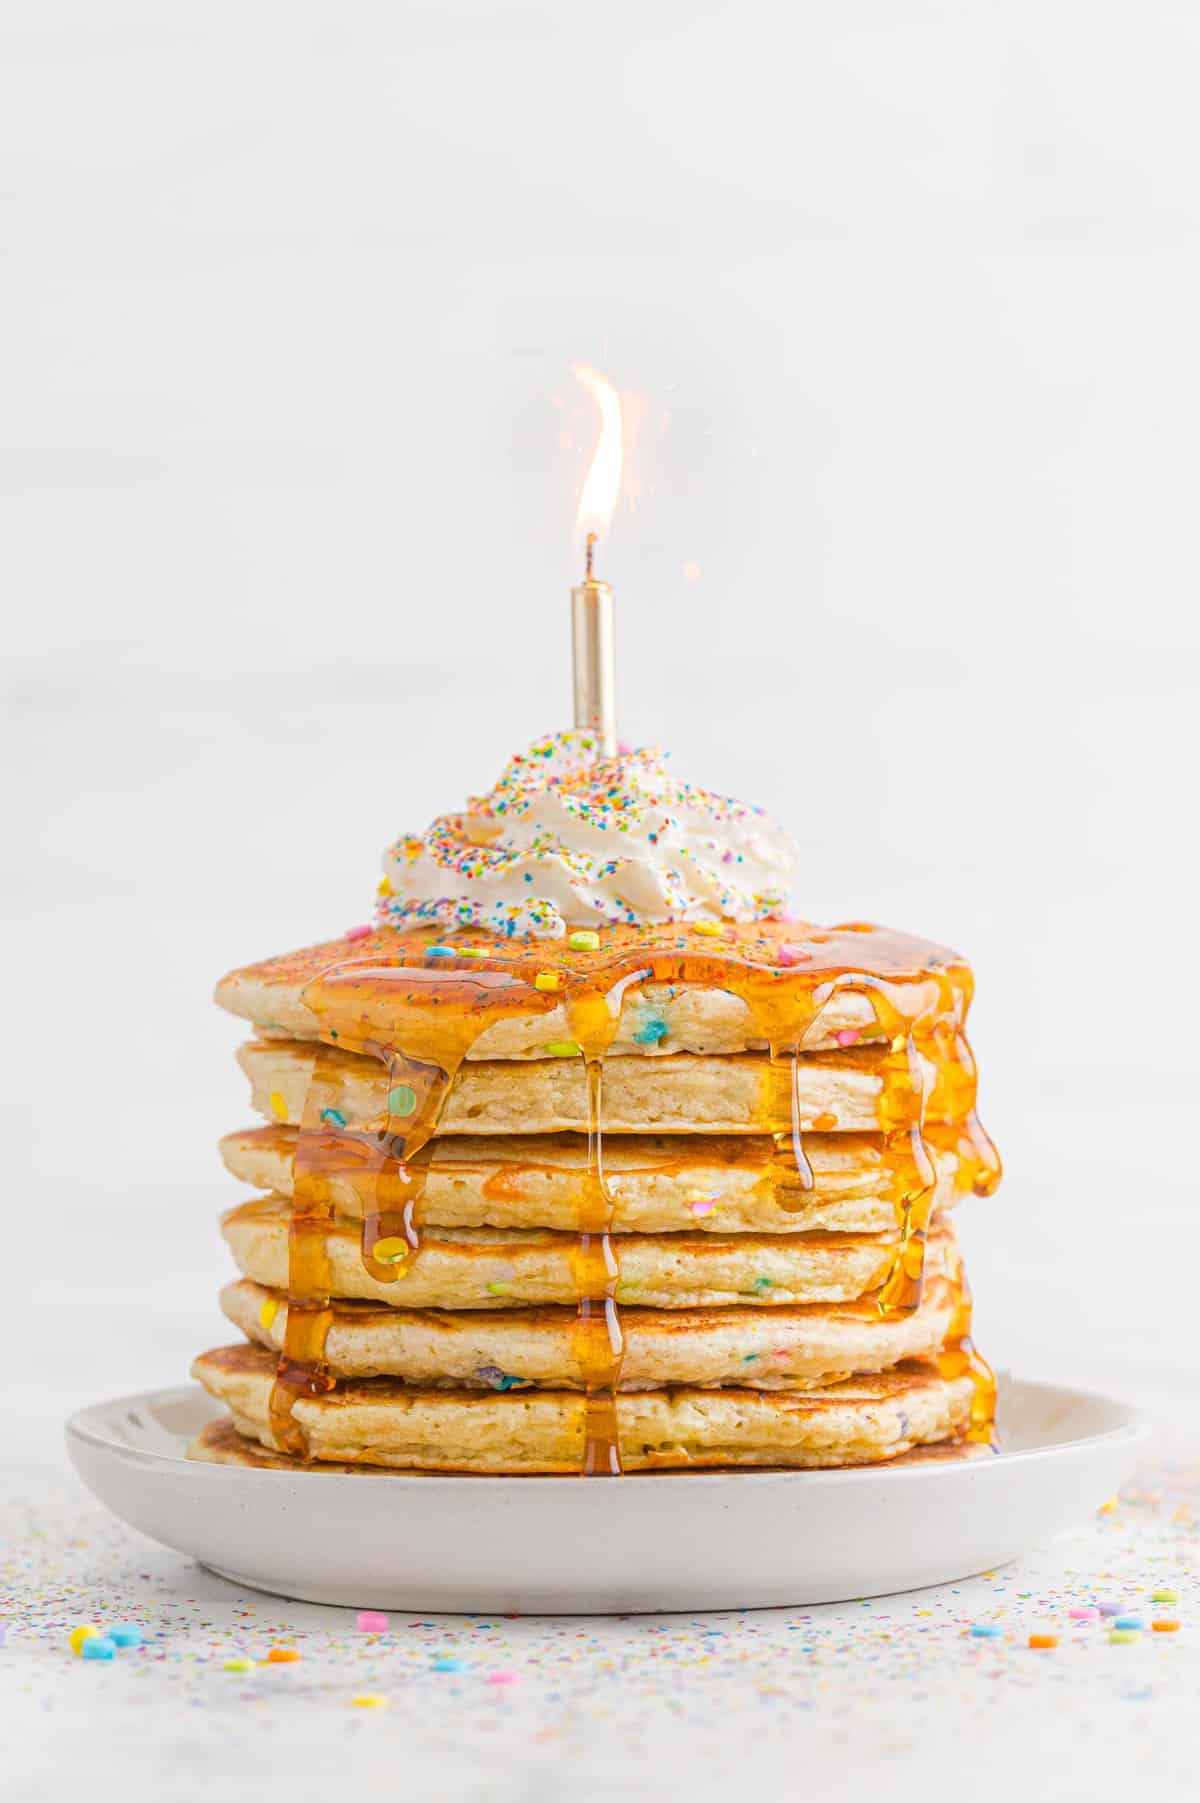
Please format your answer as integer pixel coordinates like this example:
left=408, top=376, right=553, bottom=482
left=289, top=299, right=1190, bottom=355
left=65, top=1373, right=1151, bottom=1491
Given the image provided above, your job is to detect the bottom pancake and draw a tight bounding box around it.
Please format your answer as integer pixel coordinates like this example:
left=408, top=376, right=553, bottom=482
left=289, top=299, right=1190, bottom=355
left=190, top=1343, right=975, bottom=1474
left=189, top=1413, right=991, bottom=1473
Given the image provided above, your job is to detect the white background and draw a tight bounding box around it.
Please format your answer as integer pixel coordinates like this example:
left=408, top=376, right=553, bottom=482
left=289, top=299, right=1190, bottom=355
left=5, top=0, right=1200, bottom=1479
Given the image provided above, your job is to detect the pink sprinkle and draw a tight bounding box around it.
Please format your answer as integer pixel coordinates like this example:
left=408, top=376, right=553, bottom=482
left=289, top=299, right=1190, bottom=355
left=344, top=924, right=373, bottom=942
left=617, top=740, right=632, bottom=756
left=778, top=944, right=812, bottom=967
left=1069, top=1607, right=1099, bottom=1620
left=356, top=1611, right=389, bottom=1632
left=690, top=1200, right=714, bottom=1216
left=834, top=1028, right=860, bottom=1047
left=487, top=1669, right=520, bottom=1685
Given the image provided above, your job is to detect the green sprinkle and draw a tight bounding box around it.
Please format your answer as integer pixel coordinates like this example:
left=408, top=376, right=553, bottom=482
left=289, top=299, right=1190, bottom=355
left=1108, top=1630, right=1139, bottom=1644
left=387, top=1085, right=417, bottom=1116
left=752, top=1276, right=772, bottom=1292
left=1152, top=1589, right=1180, bottom=1603
left=567, top=931, right=600, bottom=951
left=543, top=1041, right=581, bottom=1057
left=224, top=1657, right=256, bottom=1673
left=741, top=1353, right=760, bottom=1363
left=485, top=1282, right=511, bottom=1296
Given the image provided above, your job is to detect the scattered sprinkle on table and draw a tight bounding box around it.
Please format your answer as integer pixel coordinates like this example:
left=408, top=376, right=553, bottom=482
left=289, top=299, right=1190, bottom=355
left=1114, top=1616, right=1145, bottom=1631
left=1028, top=1634, right=1058, bottom=1650
left=1109, top=1630, right=1139, bottom=1645
left=1068, top=1607, right=1099, bottom=1620
left=224, top=1658, right=255, bottom=1673
left=969, top=1624, right=1003, bottom=1638
left=356, top=1612, right=389, bottom=1633
left=107, top=1624, right=142, bottom=1647
left=1152, top=1619, right=1181, bottom=1632
left=1152, top=1588, right=1180, bottom=1603
left=433, top=1657, right=466, bottom=1672
left=353, top=1694, right=389, bottom=1708
left=81, top=1638, right=116, bottom=1661
left=266, top=1647, right=301, bottom=1663
left=487, top=1669, right=520, bottom=1685
left=68, top=1625, right=100, bottom=1657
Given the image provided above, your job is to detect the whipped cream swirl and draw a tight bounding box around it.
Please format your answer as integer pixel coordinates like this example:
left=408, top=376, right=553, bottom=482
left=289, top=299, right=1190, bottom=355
left=376, top=731, right=799, bottom=940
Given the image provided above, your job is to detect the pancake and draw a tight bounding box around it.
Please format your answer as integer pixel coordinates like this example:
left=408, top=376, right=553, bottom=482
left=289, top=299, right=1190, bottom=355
left=189, top=1412, right=991, bottom=1473
left=190, top=1342, right=977, bottom=1472
left=219, top=1255, right=962, bottom=1390
left=223, top=1195, right=945, bottom=1309
left=219, top=1123, right=966, bottom=1234
left=215, top=920, right=972, bottom=1062
left=237, top=1037, right=957, bottom=1138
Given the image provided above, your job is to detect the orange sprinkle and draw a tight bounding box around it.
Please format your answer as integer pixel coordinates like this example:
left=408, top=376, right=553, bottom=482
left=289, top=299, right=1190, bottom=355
left=266, top=1647, right=301, bottom=1663
left=1028, top=1634, right=1058, bottom=1650
left=1152, top=1619, right=1181, bottom=1632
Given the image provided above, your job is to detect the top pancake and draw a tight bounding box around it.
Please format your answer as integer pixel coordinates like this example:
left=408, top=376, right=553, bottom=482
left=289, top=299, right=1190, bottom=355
left=215, top=919, right=972, bottom=1062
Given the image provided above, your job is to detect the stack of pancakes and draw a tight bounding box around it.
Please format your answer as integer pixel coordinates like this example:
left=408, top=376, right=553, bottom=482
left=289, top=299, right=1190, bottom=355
left=191, top=919, right=1000, bottom=1475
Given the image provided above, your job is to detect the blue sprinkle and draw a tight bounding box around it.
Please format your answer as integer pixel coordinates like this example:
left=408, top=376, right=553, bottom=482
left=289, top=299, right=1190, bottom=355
left=107, top=1624, right=143, bottom=1647
left=426, top=945, right=455, bottom=958
left=632, top=1015, right=669, bottom=1045
left=969, top=1624, right=1003, bottom=1638
left=1114, top=1615, right=1145, bottom=1631
left=497, top=1374, right=525, bottom=1392
left=433, top=1657, right=466, bottom=1672
left=82, top=1638, right=116, bottom=1661
left=320, top=1107, right=347, bottom=1129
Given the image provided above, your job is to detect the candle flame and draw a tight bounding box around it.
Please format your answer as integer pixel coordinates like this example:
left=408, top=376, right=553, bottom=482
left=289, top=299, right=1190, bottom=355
left=573, top=364, right=623, bottom=547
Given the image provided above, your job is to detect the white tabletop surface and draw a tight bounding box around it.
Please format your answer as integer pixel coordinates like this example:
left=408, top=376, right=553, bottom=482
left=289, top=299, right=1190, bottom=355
left=3, top=1423, right=1199, bottom=1802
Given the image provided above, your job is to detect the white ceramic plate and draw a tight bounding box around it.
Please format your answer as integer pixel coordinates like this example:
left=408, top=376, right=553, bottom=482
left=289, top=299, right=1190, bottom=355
left=65, top=1376, right=1146, bottom=1613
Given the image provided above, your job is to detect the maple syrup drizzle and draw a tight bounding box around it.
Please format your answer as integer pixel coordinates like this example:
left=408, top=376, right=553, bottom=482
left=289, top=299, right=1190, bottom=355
left=267, top=922, right=1001, bottom=1464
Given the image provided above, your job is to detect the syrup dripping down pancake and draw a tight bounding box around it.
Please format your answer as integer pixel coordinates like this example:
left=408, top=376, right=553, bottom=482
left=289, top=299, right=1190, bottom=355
left=190, top=1342, right=977, bottom=1473
left=215, top=919, right=975, bottom=1062
left=222, top=1197, right=957, bottom=1311
left=220, top=1122, right=978, bottom=1235
left=221, top=1251, right=963, bottom=1392
left=188, top=1412, right=991, bottom=1473
left=236, top=1038, right=972, bottom=1138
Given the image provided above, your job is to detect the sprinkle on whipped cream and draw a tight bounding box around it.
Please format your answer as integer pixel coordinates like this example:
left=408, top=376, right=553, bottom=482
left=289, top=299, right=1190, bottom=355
left=376, top=731, right=800, bottom=941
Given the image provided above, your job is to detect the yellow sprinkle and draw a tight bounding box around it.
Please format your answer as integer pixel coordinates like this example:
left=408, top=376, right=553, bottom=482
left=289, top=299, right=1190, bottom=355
left=259, top=1298, right=279, bottom=1332
left=691, top=920, right=724, bottom=937
left=534, top=971, right=563, bottom=992
left=353, top=1694, right=389, bottom=1708
left=69, top=1625, right=101, bottom=1657
left=486, top=1282, right=511, bottom=1296
left=377, top=877, right=392, bottom=897
left=567, top=930, right=600, bottom=951
left=373, top=1237, right=410, bottom=1265
left=269, top=1091, right=288, bottom=1122
left=1152, top=1588, right=1180, bottom=1603
left=544, top=1040, right=581, bottom=1057
left=458, top=946, right=489, bottom=958
left=1099, top=1497, right=1119, bottom=1514
left=224, top=1657, right=256, bottom=1673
